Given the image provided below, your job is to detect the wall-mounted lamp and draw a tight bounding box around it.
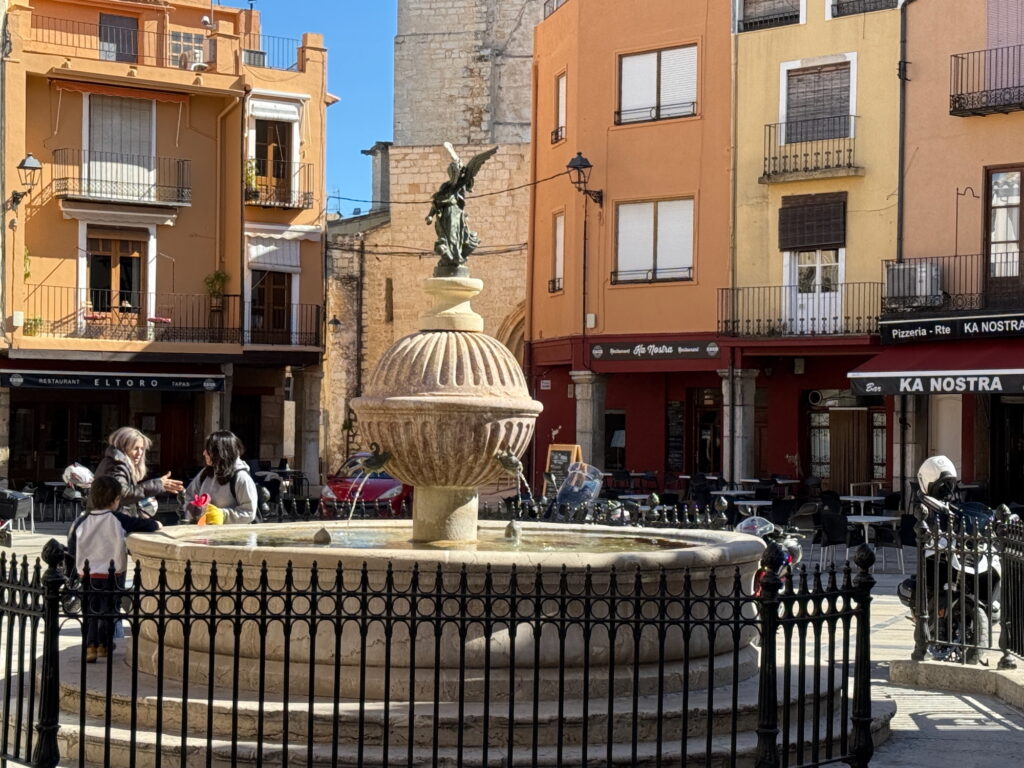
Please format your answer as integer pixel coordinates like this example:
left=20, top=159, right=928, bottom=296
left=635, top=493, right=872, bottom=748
left=327, top=315, right=343, bottom=332
left=9, top=154, right=42, bottom=210
left=566, top=152, right=603, bottom=206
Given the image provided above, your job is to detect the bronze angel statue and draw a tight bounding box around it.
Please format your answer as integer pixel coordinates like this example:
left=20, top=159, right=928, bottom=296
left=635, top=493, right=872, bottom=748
left=426, top=143, right=498, bottom=276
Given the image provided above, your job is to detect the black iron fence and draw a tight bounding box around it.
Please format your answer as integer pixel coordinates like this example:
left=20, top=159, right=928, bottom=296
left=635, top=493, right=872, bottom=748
left=52, top=149, right=191, bottom=205
left=908, top=502, right=1024, bottom=668
left=832, top=0, right=898, bottom=18
left=719, top=282, right=882, bottom=337
left=615, top=100, right=697, bottom=125
left=240, top=34, right=302, bottom=71
left=762, top=116, right=858, bottom=181
left=30, top=16, right=216, bottom=70
left=738, top=2, right=801, bottom=33
left=951, top=43, right=1024, bottom=116
left=880, top=253, right=1024, bottom=314
left=244, top=302, right=322, bottom=347
left=245, top=159, right=315, bottom=209
left=0, top=538, right=879, bottom=768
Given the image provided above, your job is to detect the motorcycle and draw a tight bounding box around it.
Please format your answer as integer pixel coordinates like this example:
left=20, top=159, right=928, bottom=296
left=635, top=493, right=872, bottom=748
left=735, top=514, right=804, bottom=595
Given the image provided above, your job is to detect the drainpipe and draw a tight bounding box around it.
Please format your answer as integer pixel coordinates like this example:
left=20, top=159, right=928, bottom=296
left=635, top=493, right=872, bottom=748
left=214, top=94, right=242, bottom=273
left=896, top=0, right=918, bottom=263
left=727, top=14, right=740, bottom=481
left=525, top=61, right=539, bottom=483
left=356, top=236, right=365, bottom=397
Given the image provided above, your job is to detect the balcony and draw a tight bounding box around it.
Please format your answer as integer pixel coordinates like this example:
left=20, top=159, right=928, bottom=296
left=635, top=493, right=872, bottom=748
left=611, top=266, right=693, bottom=285
left=547, top=278, right=563, bottom=293
left=950, top=44, right=1024, bottom=116
left=761, top=116, right=860, bottom=183
left=21, top=286, right=323, bottom=348
left=30, top=16, right=216, bottom=70
left=831, top=0, right=898, bottom=17
left=245, top=160, right=315, bottom=209
left=52, top=149, right=191, bottom=205
left=551, top=126, right=566, bottom=144
left=880, top=253, right=1024, bottom=315
left=738, top=2, right=800, bottom=32
left=240, top=34, right=303, bottom=72
left=718, top=282, right=882, bottom=337
left=614, top=100, right=697, bottom=125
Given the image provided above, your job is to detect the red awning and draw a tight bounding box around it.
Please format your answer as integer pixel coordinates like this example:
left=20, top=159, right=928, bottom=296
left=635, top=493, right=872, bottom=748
left=848, top=339, right=1024, bottom=395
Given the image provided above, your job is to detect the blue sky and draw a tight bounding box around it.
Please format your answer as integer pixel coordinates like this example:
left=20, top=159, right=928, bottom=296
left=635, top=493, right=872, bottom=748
left=225, top=0, right=397, bottom=216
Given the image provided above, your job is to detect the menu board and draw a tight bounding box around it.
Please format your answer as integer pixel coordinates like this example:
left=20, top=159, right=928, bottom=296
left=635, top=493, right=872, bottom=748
left=544, top=443, right=582, bottom=496
left=666, top=400, right=684, bottom=472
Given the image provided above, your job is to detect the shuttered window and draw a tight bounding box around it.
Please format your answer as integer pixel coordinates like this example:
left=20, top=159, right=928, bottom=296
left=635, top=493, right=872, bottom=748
left=618, top=46, right=697, bottom=124
left=615, top=199, right=694, bottom=282
left=785, top=63, right=851, bottom=142
left=779, top=193, right=847, bottom=251
left=557, top=74, right=567, bottom=130
left=988, top=0, right=1024, bottom=48
left=553, top=213, right=565, bottom=283
left=740, top=0, right=800, bottom=31
left=87, top=95, right=154, bottom=201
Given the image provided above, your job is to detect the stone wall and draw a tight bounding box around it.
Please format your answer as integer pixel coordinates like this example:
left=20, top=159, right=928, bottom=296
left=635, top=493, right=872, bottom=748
left=394, top=0, right=543, bottom=145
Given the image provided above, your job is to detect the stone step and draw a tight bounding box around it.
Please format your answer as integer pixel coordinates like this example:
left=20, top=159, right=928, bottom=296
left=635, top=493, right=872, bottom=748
left=55, top=699, right=897, bottom=768
left=59, top=645, right=849, bottom=748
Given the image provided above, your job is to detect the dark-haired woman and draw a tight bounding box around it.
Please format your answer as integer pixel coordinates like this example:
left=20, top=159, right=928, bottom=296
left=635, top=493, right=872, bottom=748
left=183, top=431, right=258, bottom=524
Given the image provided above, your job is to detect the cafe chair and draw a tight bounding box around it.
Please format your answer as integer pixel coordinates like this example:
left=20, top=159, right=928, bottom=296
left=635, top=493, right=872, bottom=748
left=872, top=524, right=905, bottom=574
left=818, top=509, right=864, bottom=567
left=803, top=475, right=822, bottom=500
left=789, top=502, right=821, bottom=560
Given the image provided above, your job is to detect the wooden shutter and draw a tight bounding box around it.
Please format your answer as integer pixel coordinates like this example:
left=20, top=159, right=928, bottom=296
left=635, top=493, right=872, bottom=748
left=88, top=95, right=154, bottom=200
left=620, top=52, right=657, bottom=122
left=660, top=46, right=697, bottom=117
left=988, top=0, right=1024, bottom=48
left=779, top=193, right=847, bottom=251
left=786, top=64, right=850, bottom=140
left=829, top=409, right=870, bottom=496
left=744, top=0, right=799, bottom=21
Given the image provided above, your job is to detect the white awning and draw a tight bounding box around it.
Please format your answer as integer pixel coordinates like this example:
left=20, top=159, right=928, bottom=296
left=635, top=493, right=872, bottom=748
left=247, top=237, right=300, bottom=272
left=249, top=99, right=301, bottom=122
left=244, top=223, right=321, bottom=241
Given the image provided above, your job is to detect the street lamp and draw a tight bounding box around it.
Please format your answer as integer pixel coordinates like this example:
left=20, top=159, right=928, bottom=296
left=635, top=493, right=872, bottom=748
left=566, top=152, right=603, bottom=206
left=327, top=315, right=343, bottom=332
left=9, top=153, right=42, bottom=209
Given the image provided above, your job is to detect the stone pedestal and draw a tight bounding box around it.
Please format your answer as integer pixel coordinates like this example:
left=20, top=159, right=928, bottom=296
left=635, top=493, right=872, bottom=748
left=570, top=370, right=606, bottom=468
left=719, top=368, right=759, bottom=482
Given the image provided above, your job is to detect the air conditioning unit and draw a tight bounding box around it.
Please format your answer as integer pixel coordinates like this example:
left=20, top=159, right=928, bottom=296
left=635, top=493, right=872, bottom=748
left=884, top=261, right=943, bottom=310
left=179, top=50, right=208, bottom=72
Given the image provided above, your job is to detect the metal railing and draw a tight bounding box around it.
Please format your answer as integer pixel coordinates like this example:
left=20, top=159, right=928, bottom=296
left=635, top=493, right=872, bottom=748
left=719, top=281, right=882, bottom=337
left=543, top=0, right=568, bottom=19
left=240, top=34, right=302, bottom=71
left=738, top=2, right=801, bottom=32
left=880, top=253, right=1024, bottom=314
left=244, top=302, right=322, bottom=347
left=30, top=16, right=216, bottom=70
left=550, top=125, right=565, bottom=143
left=21, top=285, right=242, bottom=344
left=615, top=100, right=697, bottom=124
left=832, top=0, right=898, bottom=17
left=611, top=266, right=693, bottom=284
left=547, top=277, right=563, bottom=293
left=245, top=159, right=315, bottom=209
left=951, top=43, right=1024, bottom=116
left=909, top=502, right=1023, bottom=667
left=52, top=149, right=191, bottom=205
left=762, top=116, right=857, bottom=180
left=1, top=537, right=879, bottom=768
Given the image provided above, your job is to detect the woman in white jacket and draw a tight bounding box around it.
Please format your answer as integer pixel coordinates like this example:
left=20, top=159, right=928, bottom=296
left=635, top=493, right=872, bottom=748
left=184, top=431, right=258, bottom=524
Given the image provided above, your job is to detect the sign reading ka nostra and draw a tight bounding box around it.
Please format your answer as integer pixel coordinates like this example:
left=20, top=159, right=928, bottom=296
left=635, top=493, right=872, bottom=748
left=850, top=372, right=1024, bottom=396
left=881, top=312, right=1024, bottom=344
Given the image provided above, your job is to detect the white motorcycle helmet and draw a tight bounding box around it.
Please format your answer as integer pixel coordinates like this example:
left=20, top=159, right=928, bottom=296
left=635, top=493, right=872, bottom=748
left=917, top=455, right=958, bottom=500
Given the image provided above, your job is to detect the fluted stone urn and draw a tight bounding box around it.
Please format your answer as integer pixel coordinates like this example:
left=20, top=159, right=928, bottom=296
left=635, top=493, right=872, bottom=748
left=352, top=276, right=542, bottom=543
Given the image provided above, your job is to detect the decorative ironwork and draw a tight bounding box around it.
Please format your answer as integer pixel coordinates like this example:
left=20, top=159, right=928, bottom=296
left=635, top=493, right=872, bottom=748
left=951, top=44, right=1024, bottom=116
left=880, top=253, right=1024, bottom=316
left=611, top=266, right=693, bottom=284
left=614, top=101, right=697, bottom=125
left=244, top=159, right=315, bottom=209
left=550, top=126, right=565, bottom=143
left=832, top=0, right=898, bottom=18
left=762, top=116, right=858, bottom=181
left=52, top=148, right=191, bottom=205
left=547, top=277, right=563, bottom=293
left=738, top=2, right=801, bottom=33
left=718, top=281, right=882, bottom=337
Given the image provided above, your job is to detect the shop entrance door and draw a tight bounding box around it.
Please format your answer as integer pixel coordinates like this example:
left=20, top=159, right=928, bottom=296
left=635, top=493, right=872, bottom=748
left=693, top=388, right=721, bottom=475
left=996, top=397, right=1024, bottom=504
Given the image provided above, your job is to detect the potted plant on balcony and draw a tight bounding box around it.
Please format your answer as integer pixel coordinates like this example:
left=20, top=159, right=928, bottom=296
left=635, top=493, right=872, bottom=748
left=244, top=160, right=260, bottom=203
left=22, top=316, right=43, bottom=337
left=204, top=270, right=229, bottom=312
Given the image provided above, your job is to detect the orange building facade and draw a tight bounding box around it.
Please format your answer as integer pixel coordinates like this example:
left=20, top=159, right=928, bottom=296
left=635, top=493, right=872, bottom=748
left=1, top=0, right=330, bottom=487
left=527, top=0, right=732, bottom=489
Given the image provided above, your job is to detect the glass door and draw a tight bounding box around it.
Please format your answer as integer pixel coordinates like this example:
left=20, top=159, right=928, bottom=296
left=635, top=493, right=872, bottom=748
left=790, top=249, right=842, bottom=333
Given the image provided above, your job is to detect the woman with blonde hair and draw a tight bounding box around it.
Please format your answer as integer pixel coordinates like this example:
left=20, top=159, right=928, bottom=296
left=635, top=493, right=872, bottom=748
left=94, top=426, right=184, bottom=515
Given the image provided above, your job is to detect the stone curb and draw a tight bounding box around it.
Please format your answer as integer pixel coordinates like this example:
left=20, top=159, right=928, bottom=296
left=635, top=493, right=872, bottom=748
left=889, top=658, right=1024, bottom=711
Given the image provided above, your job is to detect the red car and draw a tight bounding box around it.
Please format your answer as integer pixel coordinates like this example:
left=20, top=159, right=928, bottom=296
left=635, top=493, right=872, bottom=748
left=321, top=453, right=412, bottom=518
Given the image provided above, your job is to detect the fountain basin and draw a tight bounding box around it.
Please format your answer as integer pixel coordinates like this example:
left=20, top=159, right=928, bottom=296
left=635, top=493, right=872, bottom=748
left=127, top=521, right=765, bottom=695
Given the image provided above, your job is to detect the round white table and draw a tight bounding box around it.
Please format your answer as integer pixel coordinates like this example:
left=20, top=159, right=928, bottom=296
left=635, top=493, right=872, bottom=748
left=711, top=489, right=754, bottom=498
left=846, top=514, right=901, bottom=545
left=840, top=495, right=885, bottom=515
left=735, top=499, right=772, bottom=516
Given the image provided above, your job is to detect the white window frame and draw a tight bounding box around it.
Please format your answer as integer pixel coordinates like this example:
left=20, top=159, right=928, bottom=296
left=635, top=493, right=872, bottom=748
left=76, top=220, right=157, bottom=335
left=554, top=72, right=567, bottom=142
left=735, top=0, right=806, bottom=33
left=614, top=198, right=695, bottom=284
left=617, top=45, right=698, bottom=125
left=779, top=52, right=858, bottom=139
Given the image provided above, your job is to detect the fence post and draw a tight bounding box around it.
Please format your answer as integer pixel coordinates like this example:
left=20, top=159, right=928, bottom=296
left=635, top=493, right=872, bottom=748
left=847, top=544, right=877, bottom=768
left=31, top=557, right=64, bottom=768
left=754, top=566, right=783, bottom=768
left=911, top=502, right=931, bottom=661
left=995, top=513, right=1019, bottom=670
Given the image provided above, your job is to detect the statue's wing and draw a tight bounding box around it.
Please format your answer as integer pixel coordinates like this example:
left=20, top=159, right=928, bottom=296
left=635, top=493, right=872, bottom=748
left=462, top=146, right=499, bottom=192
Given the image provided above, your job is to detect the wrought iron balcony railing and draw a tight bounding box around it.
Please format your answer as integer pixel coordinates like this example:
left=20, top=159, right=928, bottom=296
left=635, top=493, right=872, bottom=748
left=615, top=101, right=697, bottom=125
left=547, top=277, right=563, bottom=293
left=240, top=34, right=302, bottom=71
left=551, top=126, right=566, bottom=144
left=950, top=44, right=1024, bottom=116
left=30, top=16, right=216, bottom=70
left=761, top=115, right=858, bottom=181
left=718, top=282, right=882, bottom=337
left=245, top=159, right=315, bottom=209
left=52, top=149, right=191, bottom=205
left=832, top=0, right=898, bottom=18
left=611, top=266, right=693, bottom=284
left=738, top=2, right=801, bottom=32
left=245, top=302, right=322, bottom=347
left=880, top=253, right=1024, bottom=314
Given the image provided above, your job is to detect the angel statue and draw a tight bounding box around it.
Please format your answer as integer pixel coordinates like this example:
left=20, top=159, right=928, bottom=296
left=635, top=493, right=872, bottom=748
left=426, top=143, right=498, bottom=277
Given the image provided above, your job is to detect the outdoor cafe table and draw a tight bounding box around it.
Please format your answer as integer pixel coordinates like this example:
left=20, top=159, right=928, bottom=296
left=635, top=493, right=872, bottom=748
left=710, top=489, right=755, bottom=498
left=840, top=495, right=885, bottom=515
left=846, top=514, right=902, bottom=548
left=735, top=499, right=772, bottom=516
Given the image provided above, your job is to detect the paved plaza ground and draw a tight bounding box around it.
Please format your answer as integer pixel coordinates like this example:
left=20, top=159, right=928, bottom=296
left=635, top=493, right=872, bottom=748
left=3, top=520, right=1024, bottom=767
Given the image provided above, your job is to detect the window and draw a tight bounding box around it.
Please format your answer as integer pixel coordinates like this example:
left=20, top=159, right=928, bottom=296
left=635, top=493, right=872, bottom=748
left=614, top=199, right=694, bottom=283
left=86, top=234, right=145, bottom=313
left=249, top=119, right=294, bottom=204
left=87, top=95, right=154, bottom=201
left=832, top=0, right=897, bottom=18
left=785, top=63, right=851, bottom=142
left=989, top=169, right=1021, bottom=278
left=809, top=410, right=830, bottom=483
left=99, top=14, right=138, bottom=63
left=385, top=278, right=394, bottom=323
left=739, top=0, right=801, bottom=32
left=250, top=270, right=292, bottom=344
left=617, top=46, right=697, bottom=124
left=871, top=411, right=887, bottom=481
left=796, top=249, right=839, bottom=295
left=550, top=213, right=564, bottom=292
left=552, top=73, right=567, bottom=143
left=169, top=30, right=206, bottom=68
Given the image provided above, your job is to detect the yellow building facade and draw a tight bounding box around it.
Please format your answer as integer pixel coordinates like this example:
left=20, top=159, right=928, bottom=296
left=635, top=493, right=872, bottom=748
left=1, top=0, right=331, bottom=487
